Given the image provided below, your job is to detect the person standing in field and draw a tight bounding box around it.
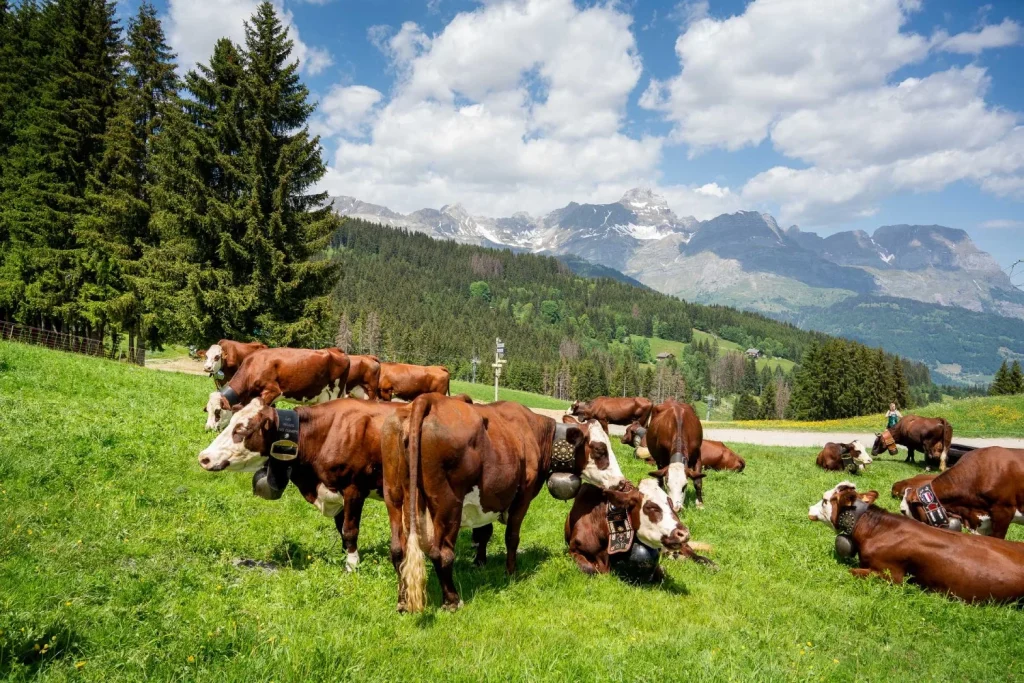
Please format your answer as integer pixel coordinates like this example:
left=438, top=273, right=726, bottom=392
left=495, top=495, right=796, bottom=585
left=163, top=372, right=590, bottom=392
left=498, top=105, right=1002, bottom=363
left=885, top=403, right=902, bottom=429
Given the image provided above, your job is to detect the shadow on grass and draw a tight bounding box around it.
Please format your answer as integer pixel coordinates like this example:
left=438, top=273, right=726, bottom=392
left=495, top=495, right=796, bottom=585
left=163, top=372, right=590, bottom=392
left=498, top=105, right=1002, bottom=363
left=0, top=619, right=83, bottom=677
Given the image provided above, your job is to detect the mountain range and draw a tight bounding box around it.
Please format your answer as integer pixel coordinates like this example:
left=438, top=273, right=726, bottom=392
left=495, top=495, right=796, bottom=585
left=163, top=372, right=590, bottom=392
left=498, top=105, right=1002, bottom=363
left=331, top=189, right=1024, bottom=384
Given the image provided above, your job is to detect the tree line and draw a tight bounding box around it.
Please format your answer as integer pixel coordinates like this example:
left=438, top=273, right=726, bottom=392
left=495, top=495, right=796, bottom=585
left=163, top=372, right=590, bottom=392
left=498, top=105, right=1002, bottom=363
left=0, top=0, right=337, bottom=353
left=989, top=360, right=1024, bottom=396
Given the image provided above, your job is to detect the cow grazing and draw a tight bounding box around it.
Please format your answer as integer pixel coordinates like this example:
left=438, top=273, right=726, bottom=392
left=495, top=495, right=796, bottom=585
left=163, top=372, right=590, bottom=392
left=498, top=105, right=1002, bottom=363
left=624, top=424, right=744, bottom=474
left=809, top=482, right=1024, bottom=603
left=891, top=473, right=937, bottom=499
left=564, top=479, right=696, bottom=579
left=378, top=363, right=450, bottom=402
left=198, top=398, right=406, bottom=571
left=645, top=398, right=704, bottom=510
left=203, top=339, right=267, bottom=388
left=203, top=347, right=350, bottom=430
left=815, top=441, right=872, bottom=473
left=871, top=415, right=952, bottom=471
left=344, top=354, right=381, bottom=400
left=899, top=447, right=1024, bottom=538
left=381, top=393, right=625, bottom=613
left=570, top=396, right=654, bottom=434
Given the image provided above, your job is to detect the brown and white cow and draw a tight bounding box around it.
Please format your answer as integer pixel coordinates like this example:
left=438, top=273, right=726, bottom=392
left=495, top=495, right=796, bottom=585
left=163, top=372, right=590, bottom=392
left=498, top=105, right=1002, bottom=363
left=203, top=339, right=268, bottom=388
left=564, top=479, right=699, bottom=579
left=381, top=393, right=625, bottom=613
left=809, top=482, right=1024, bottom=603
left=871, top=415, right=952, bottom=471
left=815, top=441, right=872, bottom=473
left=623, top=424, right=745, bottom=473
left=197, top=398, right=406, bottom=571
left=378, top=363, right=450, bottom=402
left=344, top=354, right=381, bottom=400
left=570, top=396, right=653, bottom=434
left=203, top=347, right=350, bottom=430
left=645, top=398, right=704, bottom=511
left=891, top=472, right=937, bottom=499
left=899, top=447, right=1024, bottom=538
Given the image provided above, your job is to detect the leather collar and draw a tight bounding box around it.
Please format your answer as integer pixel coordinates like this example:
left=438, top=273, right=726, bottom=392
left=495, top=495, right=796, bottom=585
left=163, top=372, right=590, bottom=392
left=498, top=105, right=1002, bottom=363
left=550, top=422, right=576, bottom=474
left=220, top=386, right=240, bottom=407
left=269, top=409, right=301, bottom=461
left=835, top=500, right=870, bottom=536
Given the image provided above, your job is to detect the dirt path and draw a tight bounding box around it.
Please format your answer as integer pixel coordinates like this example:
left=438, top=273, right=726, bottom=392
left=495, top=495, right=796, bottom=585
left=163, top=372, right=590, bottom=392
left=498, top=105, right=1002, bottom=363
left=146, top=356, right=208, bottom=376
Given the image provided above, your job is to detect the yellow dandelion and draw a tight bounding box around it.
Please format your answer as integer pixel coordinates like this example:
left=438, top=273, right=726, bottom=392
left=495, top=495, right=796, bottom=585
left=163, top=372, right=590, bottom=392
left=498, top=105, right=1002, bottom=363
left=75, top=661, right=86, bottom=669
left=807, top=642, right=812, bottom=647
left=833, top=659, right=840, bottom=664
left=187, top=655, right=195, bottom=663
left=65, top=601, right=71, bottom=606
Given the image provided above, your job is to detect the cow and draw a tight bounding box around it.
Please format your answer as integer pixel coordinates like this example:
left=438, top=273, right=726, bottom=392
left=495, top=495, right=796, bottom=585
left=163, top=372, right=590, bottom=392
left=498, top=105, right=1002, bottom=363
left=197, top=398, right=407, bottom=572
left=202, top=339, right=267, bottom=388
left=344, top=354, right=381, bottom=400
left=808, top=482, right=1024, bottom=603
left=570, top=396, right=654, bottom=434
left=899, top=447, right=1024, bottom=539
left=203, top=347, right=350, bottom=430
left=644, top=398, right=704, bottom=511
left=623, top=424, right=744, bottom=473
left=378, top=363, right=450, bottom=402
left=891, top=473, right=937, bottom=499
left=815, top=441, right=872, bottom=473
left=381, top=393, right=626, bottom=613
left=871, top=415, right=952, bottom=471
left=564, top=479, right=700, bottom=579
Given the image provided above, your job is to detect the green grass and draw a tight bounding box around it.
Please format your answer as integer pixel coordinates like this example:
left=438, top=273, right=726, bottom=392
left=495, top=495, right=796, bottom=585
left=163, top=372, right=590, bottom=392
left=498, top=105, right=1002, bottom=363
left=711, top=394, right=1024, bottom=438
left=449, top=380, right=569, bottom=410
left=2, top=340, right=1023, bottom=681
left=629, top=331, right=796, bottom=374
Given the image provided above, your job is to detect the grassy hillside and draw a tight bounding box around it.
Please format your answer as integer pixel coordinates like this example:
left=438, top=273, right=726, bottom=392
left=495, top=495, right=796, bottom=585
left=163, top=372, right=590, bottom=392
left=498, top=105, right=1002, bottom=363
left=636, top=332, right=796, bottom=373
left=449, top=380, right=569, bottom=410
left=712, top=394, right=1024, bottom=438
left=2, top=341, right=1022, bottom=681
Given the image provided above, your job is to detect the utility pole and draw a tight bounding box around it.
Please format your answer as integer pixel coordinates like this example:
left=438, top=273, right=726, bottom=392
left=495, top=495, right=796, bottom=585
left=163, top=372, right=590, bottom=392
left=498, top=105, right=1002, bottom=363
left=492, top=338, right=507, bottom=403
left=471, top=350, right=479, bottom=384
left=704, top=394, right=715, bottom=421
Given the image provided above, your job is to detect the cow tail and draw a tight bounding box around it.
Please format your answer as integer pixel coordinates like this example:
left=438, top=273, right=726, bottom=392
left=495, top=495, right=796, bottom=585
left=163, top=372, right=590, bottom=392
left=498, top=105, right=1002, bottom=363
left=941, top=419, right=952, bottom=467
left=401, top=394, right=431, bottom=613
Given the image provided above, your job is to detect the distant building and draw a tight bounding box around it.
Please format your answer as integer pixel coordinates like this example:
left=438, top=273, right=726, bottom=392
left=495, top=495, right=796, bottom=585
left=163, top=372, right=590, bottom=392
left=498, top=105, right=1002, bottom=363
left=656, top=352, right=675, bottom=361
left=745, top=348, right=761, bottom=359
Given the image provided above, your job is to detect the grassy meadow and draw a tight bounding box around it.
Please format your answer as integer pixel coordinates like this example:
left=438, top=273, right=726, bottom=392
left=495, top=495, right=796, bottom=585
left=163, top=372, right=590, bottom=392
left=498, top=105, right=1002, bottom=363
left=449, top=380, right=569, bottom=410
left=712, top=394, right=1024, bottom=438
left=2, top=341, right=1023, bottom=681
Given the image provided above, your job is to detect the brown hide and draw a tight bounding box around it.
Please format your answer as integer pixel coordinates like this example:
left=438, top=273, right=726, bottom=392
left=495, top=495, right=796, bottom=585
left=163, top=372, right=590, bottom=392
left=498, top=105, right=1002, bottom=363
left=570, top=396, right=653, bottom=432
left=816, top=443, right=857, bottom=472
left=700, top=440, right=745, bottom=472
left=215, top=339, right=267, bottom=387
left=891, top=473, right=937, bottom=499
left=344, top=354, right=381, bottom=400
left=873, top=415, right=952, bottom=470
left=378, top=363, right=450, bottom=402
left=646, top=399, right=705, bottom=506
left=223, top=347, right=350, bottom=407
left=902, top=447, right=1024, bottom=538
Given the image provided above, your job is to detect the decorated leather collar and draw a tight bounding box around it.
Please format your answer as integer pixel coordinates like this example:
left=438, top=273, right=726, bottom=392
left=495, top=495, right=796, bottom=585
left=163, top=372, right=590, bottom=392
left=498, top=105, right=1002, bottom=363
left=269, top=409, right=301, bottom=461
left=839, top=447, right=858, bottom=474
left=881, top=429, right=898, bottom=454
left=550, top=422, right=577, bottom=474
left=835, top=500, right=870, bottom=536
left=916, top=483, right=951, bottom=528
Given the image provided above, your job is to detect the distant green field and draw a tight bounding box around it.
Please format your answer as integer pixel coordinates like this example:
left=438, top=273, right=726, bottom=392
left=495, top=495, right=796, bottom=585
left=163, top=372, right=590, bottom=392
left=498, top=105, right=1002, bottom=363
left=711, top=394, right=1024, bottom=438
left=2, top=340, right=1023, bottom=681
left=450, top=380, right=568, bottom=410
left=630, top=332, right=796, bottom=374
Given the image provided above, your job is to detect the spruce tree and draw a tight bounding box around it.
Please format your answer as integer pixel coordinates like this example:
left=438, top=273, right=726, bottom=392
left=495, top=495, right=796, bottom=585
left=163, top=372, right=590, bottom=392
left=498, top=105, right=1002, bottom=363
left=891, top=357, right=909, bottom=411
left=742, top=356, right=758, bottom=393
left=759, top=379, right=777, bottom=420
left=1009, top=361, right=1024, bottom=395
left=990, top=361, right=1011, bottom=396
left=733, top=392, right=759, bottom=421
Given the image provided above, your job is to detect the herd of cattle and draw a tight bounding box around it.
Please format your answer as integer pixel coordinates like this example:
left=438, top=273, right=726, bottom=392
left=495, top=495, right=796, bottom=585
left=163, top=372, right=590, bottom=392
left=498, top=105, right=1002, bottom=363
left=194, top=339, right=1024, bottom=609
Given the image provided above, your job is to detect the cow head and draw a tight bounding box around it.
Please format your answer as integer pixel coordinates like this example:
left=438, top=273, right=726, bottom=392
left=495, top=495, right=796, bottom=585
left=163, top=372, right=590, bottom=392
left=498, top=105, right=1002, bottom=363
left=561, top=416, right=626, bottom=491
left=808, top=482, right=878, bottom=529
left=648, top=460, right=689, bottom=512
left=568, top=401, right=583, bottom=416
left=605, top=479, right=690, bottom=551
left=850, top=441, right=873, bottom=469
left=621, top=422, right=643, bottom=447
left=891, top=473, right=936, bottom=499
left=198, top=399, right=272, bottom=472
left=203, top=343, right=223, bottom=375
left=204, top=391, right=234, bottom=431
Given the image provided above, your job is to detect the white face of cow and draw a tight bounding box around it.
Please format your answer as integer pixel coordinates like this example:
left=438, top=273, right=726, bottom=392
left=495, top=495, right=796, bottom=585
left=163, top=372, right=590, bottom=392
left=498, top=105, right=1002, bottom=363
left=579, top=421, right=626, bottom=490
left=851, top=441, right=872, bottom=466
left=637, top=479, right=689, bottom=549
left=198, top=399, right=268, bottom=472
left=808, top=481, right=857, bottom=528
left=204, top=391, right=232, bottom=431
left=203, top=344, right=223, bottom=375
left=665, top=462, right=688, bottom=512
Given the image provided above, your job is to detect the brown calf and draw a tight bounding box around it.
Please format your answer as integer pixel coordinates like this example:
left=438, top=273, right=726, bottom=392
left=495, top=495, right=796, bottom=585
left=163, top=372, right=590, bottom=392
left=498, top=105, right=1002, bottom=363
left=198, top=398, right=406, bottom=571
left=344, top=354, right=381, bottom=400
left=203, top=339, right=268, bottom=388
left=809, top=482, right=1024, bottom=603
left=204, top=347, right=350, bottom=430
left=900, top=447, right=1024, bottom=538
left=378, top=362, right=450, bottom=402
left=815, top=441, right=872, bottom=473
left=871, top=415, right=952, bottom=470
left=570, top=396, right=653, bottom=434
left=645, top=398, right=704, bottom=510
left=382, top=394, right=617, bottom=612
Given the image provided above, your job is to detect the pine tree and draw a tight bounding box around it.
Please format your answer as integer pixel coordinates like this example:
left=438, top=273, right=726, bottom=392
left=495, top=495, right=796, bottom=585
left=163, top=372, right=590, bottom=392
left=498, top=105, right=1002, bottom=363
left=1009, top=361, right=1024, bottom=395
left=990, top=361, right=1011, bottom=396
left=759, top=379, right=777, bottom=420
left=742, top=355, right=758, bottom=392
left=733, top=392, right=759, bottom=421
left=891, top=357, right=909, bottom=410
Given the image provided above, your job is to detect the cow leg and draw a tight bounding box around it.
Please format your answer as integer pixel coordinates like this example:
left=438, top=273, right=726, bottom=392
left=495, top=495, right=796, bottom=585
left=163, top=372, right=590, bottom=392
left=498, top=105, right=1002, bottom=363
left=258, top=382, right=283, bottom=406
left=383, top=488, right=408, bottom=611
left=988, top=506, right=1016, bottom=539
left=599, top=419, right=610, bottom=434
left=851, top=565, right=905, bottom=584
left=336, top=488, right=366, bottom=572
left=429, top=505, right=464, bottom=611
left=690, top=455, right=704, bottom=509
left=471, top=524, right=493, bottom=567
left=905, top=447, right=915, bottom=464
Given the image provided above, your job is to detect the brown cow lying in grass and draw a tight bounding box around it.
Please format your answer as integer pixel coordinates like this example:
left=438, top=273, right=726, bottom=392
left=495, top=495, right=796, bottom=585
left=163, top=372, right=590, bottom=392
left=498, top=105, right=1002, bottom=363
left=809, top=482, right=1024, bottom=603
left=815, top=441, right=872, bottom=473
left=622, top=423, right=745, bottom=473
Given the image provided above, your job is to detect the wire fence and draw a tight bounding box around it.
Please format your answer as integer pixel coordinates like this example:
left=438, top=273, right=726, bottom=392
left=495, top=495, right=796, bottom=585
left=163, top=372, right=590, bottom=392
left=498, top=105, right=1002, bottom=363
left=0, top=321, right=145, bottom=366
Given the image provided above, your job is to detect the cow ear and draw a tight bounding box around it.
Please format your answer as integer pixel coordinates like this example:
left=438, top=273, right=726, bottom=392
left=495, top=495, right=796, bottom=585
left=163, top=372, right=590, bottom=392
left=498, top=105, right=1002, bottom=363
left=648, top=466, right=668, bottom=480
left=220, top=395, right=231, bottom=411
left=858, top=491, right=879, bottom=504
left=605, top=486, right=639, bottom=509
left=565, top=426, right=585, bottom=446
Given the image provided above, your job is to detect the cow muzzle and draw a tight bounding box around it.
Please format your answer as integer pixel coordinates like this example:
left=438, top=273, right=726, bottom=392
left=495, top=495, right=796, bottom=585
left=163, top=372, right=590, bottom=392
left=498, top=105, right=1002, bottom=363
left=662, top=525, right=690, bottom=550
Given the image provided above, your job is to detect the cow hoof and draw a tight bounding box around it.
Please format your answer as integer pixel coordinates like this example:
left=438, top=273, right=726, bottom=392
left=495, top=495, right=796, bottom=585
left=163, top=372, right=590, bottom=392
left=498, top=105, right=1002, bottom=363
left=396, top=601, right=408, bottom=614
left=695, top=502, right=705, bottom=510
left=442, top=600, right=464, bottom=612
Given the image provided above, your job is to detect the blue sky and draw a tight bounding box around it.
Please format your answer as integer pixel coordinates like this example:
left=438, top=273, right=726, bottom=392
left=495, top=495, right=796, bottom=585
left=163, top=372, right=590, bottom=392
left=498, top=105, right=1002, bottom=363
left=145, top=0, right=1024, bottom=271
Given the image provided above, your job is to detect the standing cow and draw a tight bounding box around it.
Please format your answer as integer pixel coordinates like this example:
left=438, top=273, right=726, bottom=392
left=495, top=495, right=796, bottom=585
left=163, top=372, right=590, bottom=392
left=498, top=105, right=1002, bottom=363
left=871, top=415, right=952, bottom=471
left=570, top=397, right=653, bottom=434
left=202, top=339, right=267, bottom=388
left=623, top=424, right=745, bottom=473
left=344, top=354, right=381, bottom=400
left=381, top=394, right=625, bottom=613
left=378, top=363, right=450, bottom=402
left=203, top=347, right=350, bottom=430
left=645, top=398, right=704, bottom=510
